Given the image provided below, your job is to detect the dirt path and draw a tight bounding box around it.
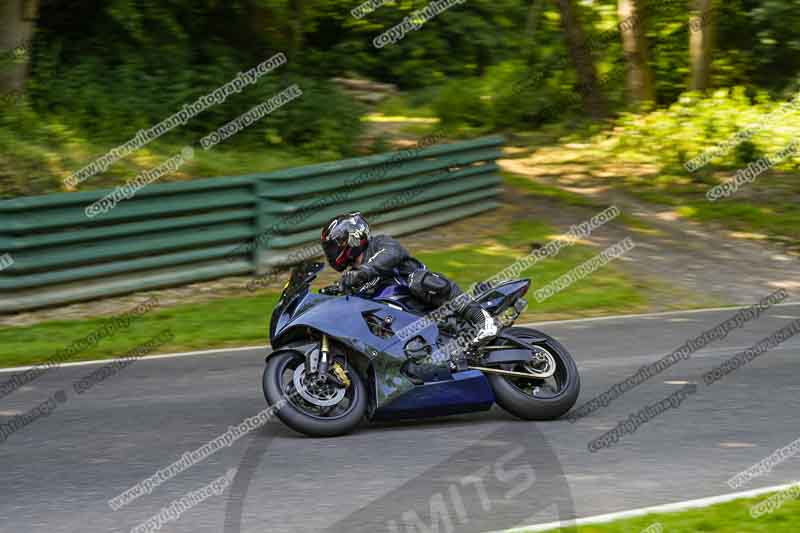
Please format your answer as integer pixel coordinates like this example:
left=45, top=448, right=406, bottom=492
left=501, top=156, right=800, bottom=306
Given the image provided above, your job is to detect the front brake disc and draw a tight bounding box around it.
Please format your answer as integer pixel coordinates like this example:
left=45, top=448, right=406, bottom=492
left=292, top=363, right=347, bottom=407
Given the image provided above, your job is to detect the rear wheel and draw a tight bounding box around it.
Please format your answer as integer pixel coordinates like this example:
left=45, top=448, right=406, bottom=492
left=263, top=350, right=367, bottom=437
left=487, top=327, right=580, bottom=420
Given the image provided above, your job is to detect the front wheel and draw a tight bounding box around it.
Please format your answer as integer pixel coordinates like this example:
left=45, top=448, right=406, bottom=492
left=263, top=350, right=367, bottom=437
left=487, top=327, right=580, bottom=421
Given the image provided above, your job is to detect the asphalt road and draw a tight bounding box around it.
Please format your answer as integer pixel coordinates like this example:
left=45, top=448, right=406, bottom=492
left=2, top=303, right=800, bottom=533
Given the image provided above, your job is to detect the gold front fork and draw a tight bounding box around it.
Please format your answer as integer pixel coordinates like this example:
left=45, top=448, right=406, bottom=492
left=319, top=334, right=330, bottom=375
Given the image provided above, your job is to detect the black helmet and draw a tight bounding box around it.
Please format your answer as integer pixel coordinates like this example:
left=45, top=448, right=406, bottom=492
left=321, top=212, right=370, bottom=272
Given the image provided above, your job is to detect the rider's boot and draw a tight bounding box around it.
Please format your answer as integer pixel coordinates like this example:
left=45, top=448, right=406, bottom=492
left=461, top=302, right=498, bottom=349
left=445, top=303, right=498, bottom=372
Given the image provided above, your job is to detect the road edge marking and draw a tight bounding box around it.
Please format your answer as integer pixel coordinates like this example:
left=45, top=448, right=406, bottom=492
left=522, top=301, right=800, bottom=327
left=492, top=481, right=800, bottom=532
left=0, top=345, right=269, bottom=373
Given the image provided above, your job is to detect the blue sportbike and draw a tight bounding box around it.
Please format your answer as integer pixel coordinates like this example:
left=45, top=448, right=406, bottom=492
left=263, top=262, right=580, bottom=437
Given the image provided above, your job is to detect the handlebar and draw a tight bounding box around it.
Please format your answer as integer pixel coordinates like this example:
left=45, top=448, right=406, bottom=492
left=319, top=281, right=352, bottom=296
left=319, top=281, right=358, bottom=296
left=319, top=284, right=340, bottom=296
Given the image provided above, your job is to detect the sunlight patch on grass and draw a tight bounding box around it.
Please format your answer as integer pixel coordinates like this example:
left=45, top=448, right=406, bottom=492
left=362, top=113, right=440, bottom=123
left=728, top=231, right=769, bottom=240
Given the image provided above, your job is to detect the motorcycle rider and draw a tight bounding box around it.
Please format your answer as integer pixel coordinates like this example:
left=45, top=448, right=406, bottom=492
left=320, top=212, right=497, bottom=369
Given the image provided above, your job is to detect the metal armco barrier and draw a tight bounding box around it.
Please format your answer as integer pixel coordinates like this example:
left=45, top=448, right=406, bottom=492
left=0, top=135, right=503, bottom=313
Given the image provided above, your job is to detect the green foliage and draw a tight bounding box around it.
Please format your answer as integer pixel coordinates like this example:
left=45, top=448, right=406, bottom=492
left=270, top=76, right=366, bottom=158
left=486, top=60, right=582, bottom=129
left=432, top=78, right=491, bottom=130
left=30, top=49, right=363, bottom=157
left=10, top=0, right=538, bottom=174
left=348, top=0, right=529, bottom=87
left=432, top=59, right=585, bottom=132
left=6, top=0, right=800, bottom=197
left=0, top=102, right=83, bottom=196
left=726, top=0, right=800, bottom=90
left=610, top=87, right=800, bottom=173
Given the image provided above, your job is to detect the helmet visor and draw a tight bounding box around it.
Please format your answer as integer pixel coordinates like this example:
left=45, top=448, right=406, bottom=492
left=322, top=238, right=348, bottom=272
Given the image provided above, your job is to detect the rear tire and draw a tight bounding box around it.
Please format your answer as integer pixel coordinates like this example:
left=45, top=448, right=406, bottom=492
left=263, top=350, right=367, bottom=437
left=488, top=327, right=580, bottom=421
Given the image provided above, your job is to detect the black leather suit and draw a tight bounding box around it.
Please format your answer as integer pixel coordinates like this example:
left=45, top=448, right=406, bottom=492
left=352, top=234, right=468, bottom=312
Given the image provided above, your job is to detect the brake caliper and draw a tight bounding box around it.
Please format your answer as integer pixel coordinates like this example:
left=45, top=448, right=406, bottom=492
left=332, top=362, right=351, bottom=388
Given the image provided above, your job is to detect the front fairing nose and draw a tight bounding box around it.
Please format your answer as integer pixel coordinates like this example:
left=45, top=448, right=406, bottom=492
left=271, top=291, right=331, bottom=342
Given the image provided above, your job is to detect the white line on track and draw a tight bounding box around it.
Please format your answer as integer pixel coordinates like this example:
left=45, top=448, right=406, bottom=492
left=0, top=345, right=269, bottom=373
left=1, top=302, right=798, bottom=374
left=522, top=301, right=800, bottom=327
left=492, top=481, right=800, bottom=532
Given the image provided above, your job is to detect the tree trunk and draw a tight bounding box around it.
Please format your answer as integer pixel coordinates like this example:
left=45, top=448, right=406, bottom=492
left=525, top=0, right=545, bottom=38
left=523, top=0, right=545, bottom=66
left=289, top=0, right=304, bottom=63
left=554, top=0, right=608, bottom=118
left=689, top=0, right=714, bottom=91
left=0, top=0, right=39, bottom=95
left=617, top=0, right=655, bottom=104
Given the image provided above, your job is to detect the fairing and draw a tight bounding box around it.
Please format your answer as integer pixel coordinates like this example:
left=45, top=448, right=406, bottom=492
left=476, top=279, right=531, bottom=315
left=270, top=285, right=495, bottom=419
left=267, top=265, right=544, bottom=420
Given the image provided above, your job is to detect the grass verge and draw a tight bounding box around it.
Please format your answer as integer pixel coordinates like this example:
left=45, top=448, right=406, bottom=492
left=0, top=293, right=281, bottom=368
left=532, top=484, right=800, bottom=532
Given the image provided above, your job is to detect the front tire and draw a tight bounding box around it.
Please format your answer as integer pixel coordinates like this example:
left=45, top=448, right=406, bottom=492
left=487, top=327, right=580, bottom=421
left=263, top=350, right=367, bottom=437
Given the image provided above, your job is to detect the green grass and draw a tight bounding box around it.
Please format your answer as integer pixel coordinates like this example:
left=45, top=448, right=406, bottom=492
left=423, top=244, right=645, bottom=318
left=533, top=485, right=800, bottom=532
left=0, top=214, right=649, bottom=368
left=675, top=199, right=800, bottom=245
left=420, top=219, right=647, bottom=319
left=375, top=92, right=439, bottom=120
left=614, top=177, right=800, bottom=249
left=594, top=169, right=800, bottom=247
left=504, top=174, right=668, bottom=237
left=0, top=293, right=281, bottom=368
left=504, top=173, right=602, bottom=208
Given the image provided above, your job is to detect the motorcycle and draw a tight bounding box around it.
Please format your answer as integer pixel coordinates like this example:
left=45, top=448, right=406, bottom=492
left=263, top=262, right=580, bottom=437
